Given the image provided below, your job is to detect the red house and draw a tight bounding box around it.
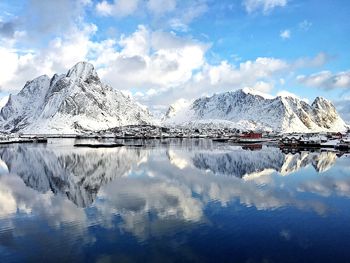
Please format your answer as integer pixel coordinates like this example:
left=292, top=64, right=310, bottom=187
left=241, top=132, right=262, bottom=139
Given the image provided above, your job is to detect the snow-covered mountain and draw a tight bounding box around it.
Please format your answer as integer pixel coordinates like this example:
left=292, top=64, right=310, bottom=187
left=163, top=89, right=347, bottom=132
left=0, top=62, right=154, bottom=134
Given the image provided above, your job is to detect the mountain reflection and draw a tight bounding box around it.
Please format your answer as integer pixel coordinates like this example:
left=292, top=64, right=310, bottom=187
left=0, top=139, right=349, bottom=241
left=0, top=142, right=343, bottom=208
left=0, top=144, right=146, bottom=207
left=192, top=148, right=339, bottom=177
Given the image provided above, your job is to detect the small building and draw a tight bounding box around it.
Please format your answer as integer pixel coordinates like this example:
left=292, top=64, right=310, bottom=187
left=281, top=135, right=302, bottom=145
left=241, top=132, right=262, bottom=139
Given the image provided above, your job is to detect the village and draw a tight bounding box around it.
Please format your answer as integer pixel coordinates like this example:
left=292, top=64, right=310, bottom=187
left=0, top=124, right=349, bottom=151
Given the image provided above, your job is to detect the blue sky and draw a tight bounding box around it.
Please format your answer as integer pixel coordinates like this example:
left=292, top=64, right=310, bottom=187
left=0, top=0, right=349, bottom=119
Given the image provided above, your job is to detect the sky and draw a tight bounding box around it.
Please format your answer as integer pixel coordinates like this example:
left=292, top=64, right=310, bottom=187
left=0, top=0, right=349, bottom=120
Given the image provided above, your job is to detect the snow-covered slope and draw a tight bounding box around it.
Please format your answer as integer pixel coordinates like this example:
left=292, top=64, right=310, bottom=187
left=163, top=89, right=347, bottom=132
left=0, top=62, right=154, bottom=134
left=0, top=96, right=9, bottom=110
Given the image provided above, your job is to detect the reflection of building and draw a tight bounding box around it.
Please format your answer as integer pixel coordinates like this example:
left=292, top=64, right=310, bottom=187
left=242, top=144, right=263, bottom=151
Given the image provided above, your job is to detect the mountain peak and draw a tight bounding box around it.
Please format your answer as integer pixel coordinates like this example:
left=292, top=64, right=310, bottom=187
left=66, top=61, right=99, bottom=83
left=312, top=96, right=330, bottom=105
left=163, top=89, right=347, bottom=132
left=241, top=88, right=274, bottom=99
left=0, top=61, right=154, bottom=133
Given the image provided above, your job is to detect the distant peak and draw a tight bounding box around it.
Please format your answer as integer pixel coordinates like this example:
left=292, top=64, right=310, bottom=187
left=312, top=96, right=331, bottom=106
left=66, top=62, right=99, bottom=82
left=313, top=96, right=328, bottom=102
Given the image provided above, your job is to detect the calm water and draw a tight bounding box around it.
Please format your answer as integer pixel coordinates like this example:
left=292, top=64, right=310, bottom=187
left=0, top=139, right=350, bottom=263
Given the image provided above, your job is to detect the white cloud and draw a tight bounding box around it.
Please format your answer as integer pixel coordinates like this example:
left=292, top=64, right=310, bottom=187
left=95, top=0, right=208, bottom=32
left=0, top=23, right=97, bottom=91
left=119, top=25, right=150, bottom=57
left=203, top=57, right=288, bottom=88
left=98, top=26, right=208, bottom=93
left=293, top=52, right=330, bottom=68
left=141, top=56, right=289, bottom=107
left=96, top=0, right=140, bottom=17
left=0, top=0, right=336, bottom=116
left=243, top=0, right=288, bottom=14
left=147, top=0, right=176, bottom=15
left=95, top=0, right=113, bottom=16
left=297, top=70, right=350, bottom=89
left=24, top=0, right=88, bottom=37
left=280, top=29, right=291, bottom=40
left=299, top=20, right=312, bottom=31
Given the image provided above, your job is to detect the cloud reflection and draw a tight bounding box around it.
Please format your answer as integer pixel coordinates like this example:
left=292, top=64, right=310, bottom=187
left=0, top=140, right=348, bottom=240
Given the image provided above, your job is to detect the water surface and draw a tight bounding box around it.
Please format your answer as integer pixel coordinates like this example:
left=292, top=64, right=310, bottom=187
left=0, top=139, right=350, bottom=262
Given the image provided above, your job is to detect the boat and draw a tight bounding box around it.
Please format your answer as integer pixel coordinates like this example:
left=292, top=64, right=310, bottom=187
left=74, top=143, right=125, bottom=148
left=212, top=138, right=231, bottom=142
left=33, top=137, right=48, bottom=143
left=0, top=138, right=35, bottom=145
left=236, top=138, right=272, bottom=143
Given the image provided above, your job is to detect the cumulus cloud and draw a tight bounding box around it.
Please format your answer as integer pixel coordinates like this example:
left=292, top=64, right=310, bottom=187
left=138, top=56, right=290, bottom=107
left=0, top=0, right=337, bottom=114
left=24, top=0, right=89, bottom=37
left=97, top=25, right=208, bottom=93
left=243, top=0, right=288, bottom=14
left=280, top=29, right=291, bottom=40
left=0, top=15, right=335, bottom=116
left=0, top=23, right=97, bottom=91
left=147, top=0, right=177, bottom=15
left=95, top=0, right=207, bottom=32
left=293, top=52, right=331, bottom=68
left=297, top=70, right=350, bottom=89
left=96, top=0, right=139, bottom=17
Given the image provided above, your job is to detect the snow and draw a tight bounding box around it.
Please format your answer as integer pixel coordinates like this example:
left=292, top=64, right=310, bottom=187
left=1, top=60, right=346, bottom=134
left=0, top=96, right=9, bottom=110
left=66, top=61, right=99, bottom=83
left=0, top=62, right=155, bottom=134
left=163, top=89, right=347, bottom=133
left=242, top=87, right=274, bottom=99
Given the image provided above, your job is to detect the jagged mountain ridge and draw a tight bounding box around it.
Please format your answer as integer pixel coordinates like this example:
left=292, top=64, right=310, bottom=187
left=0, top=61, right=346, bottom=134
left=163, top=89, right=347, bottom=132
left=0, top=62, right=154, bottom=133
